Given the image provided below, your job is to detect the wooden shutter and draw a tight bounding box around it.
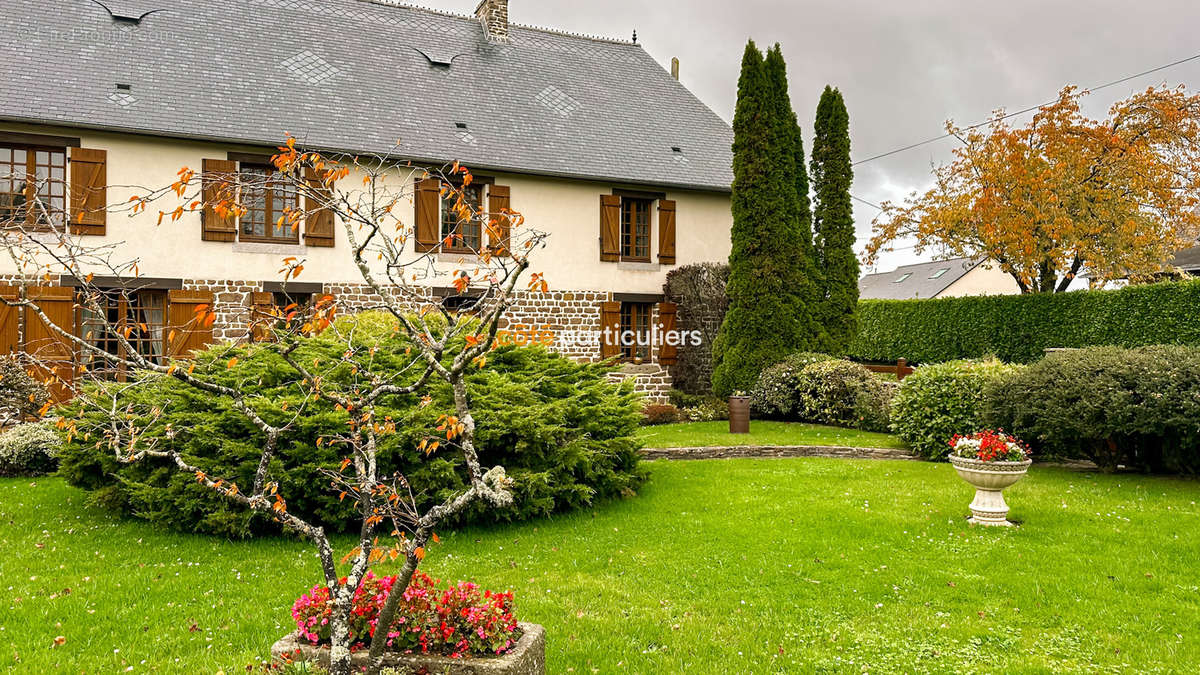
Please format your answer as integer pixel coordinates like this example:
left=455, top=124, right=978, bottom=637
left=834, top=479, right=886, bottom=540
left=487, top=184, right=511, bottom=255
left=303, top=168, right=336, bottom=247
left=23, top=287, right=76, bottom=402
left=166, top=289, right=215, bottom=358
left=658, top=199, right=676, bottom=264
left=69, top=148, right=107, bottom=235
left=656, top=301, right=678, bottom=365
left=201, top=159, right=238, bottom=242
left=600, top=300, right=621, bottom=360
left=600, top=195, right=621, bottom=262
left=0, top=286, right=19, bottom=355
left=414, top=178, right=441, bottom=252
left=249, top=291, right=275, bottom=342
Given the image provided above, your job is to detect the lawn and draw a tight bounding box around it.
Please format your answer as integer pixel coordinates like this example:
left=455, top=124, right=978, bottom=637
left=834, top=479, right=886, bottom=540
left=2, top=459, right=1199, bottom=673
left=637, top=420, right=908, bottom=450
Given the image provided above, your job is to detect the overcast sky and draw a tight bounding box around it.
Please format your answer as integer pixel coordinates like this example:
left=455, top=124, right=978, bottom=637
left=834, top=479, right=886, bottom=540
left=438, top=0, right=1200, bottom=273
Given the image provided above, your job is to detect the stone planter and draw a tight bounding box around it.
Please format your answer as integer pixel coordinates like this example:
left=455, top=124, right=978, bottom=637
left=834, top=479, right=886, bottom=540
left=948, top=454, right=1032, bottom=526
left=270, top=622, right=545, bottom=674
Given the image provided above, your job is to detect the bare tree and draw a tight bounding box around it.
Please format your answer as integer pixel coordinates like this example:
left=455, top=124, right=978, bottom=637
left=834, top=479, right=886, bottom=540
left=0, top=138, right=548, bottom=675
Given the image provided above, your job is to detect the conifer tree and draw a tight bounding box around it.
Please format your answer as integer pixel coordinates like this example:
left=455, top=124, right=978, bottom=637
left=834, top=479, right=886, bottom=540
left=811, top=85, right=858, bottom=352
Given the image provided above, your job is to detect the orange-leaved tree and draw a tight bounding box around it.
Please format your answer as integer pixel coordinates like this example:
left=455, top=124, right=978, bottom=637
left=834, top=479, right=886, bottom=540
left=867, top=86, right=1200, bottom=292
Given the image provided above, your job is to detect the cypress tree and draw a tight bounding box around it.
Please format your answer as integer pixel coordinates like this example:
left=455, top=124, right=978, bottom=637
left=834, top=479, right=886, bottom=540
left=811, top=85, right=858, bottom=352
left=711, top=42, right=818, bottom=395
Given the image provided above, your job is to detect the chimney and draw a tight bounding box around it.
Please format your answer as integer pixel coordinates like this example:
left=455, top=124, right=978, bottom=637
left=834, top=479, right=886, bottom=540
left=475, top=0, right=510, bottom=44
left=671, top=57, right=680, bottom=80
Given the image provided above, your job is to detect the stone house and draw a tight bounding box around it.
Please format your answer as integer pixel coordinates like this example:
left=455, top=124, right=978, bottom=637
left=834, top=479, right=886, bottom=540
left=0, top=0, right=735, bottom=401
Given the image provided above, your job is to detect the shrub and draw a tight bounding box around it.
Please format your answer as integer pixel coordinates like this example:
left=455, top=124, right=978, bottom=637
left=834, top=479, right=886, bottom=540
left=0, top=356, right=50, bottom=424
left=663, top=263, right=729, bottom=394
left=682, top=397, right=729, bottom=422
left=983, top=345, right=1200, bottom=472
left=0, top=423, right=62, bottom=476
left=848, top=278, right=1200, bottom=364
left=794, top=360, right=885, bottom=429
left=641, top=404, right=680, bottom=426
left=292, top=571, right=518, bottom=657
left=58, top=313, right=647, bottom=538
left=890, top=359, right=1021, bottom=460
left=749, top=352, right=834, bottom=418
left=854, top=378, right=898, bottom=434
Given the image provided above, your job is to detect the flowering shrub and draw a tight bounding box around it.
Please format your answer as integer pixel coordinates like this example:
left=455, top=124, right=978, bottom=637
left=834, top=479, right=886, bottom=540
left=0, top=422, right=62, bottom=477
left=949, top=430, right=1030, bottom=462
left=291, top=571, right=519, bottom=658
left=749, top=352, right=833, bottom=417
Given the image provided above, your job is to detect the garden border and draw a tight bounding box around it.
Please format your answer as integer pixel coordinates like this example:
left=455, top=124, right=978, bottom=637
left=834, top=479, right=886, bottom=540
left=639, top=445, right=917, bottom=461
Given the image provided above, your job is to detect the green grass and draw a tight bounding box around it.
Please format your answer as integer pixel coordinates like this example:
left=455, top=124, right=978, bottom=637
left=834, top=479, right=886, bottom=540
left=637, top=420, right=908, bottom=450
left=2, top=460, right=1199, bottom=673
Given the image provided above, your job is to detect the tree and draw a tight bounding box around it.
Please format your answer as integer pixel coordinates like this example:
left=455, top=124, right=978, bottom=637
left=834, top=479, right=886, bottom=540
left=712, top=41, right=822, bottom=395
left=0, top=139, right=548, bottom=675
left=867, top=86, right=1200, bottom=293
left=811, top=85, right=858, bottom=350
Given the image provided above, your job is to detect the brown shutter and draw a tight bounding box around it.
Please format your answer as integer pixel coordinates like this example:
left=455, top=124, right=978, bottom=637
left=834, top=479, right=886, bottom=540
left=487, top=184, right=511, bottom=256
left=303, top=168, right=336, bottom=248
left=658, top=199, right=676, bottom=265
left=201, top=159, right=238, bottom=242
left=656, top=301, right=678, bottom=365
left=23, top=287, right=76, bottom=402
left=414, top=178, right=441, bottom=252
left=600, top=195, right=621, bottom=262
left=600, top=300, right=621, bottom=360
left=166, top=289, right=215, bottom=358
left=249, top=291, right=275, bottom=342
left=69, top=147, right=107, bottom=236
left=0, top=286, right=19, bottom=355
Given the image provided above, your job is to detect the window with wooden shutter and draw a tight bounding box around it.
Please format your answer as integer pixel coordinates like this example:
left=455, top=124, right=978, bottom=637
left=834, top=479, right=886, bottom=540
left=78, top=288, right=168, bottom=381
left=599, top=300, right=621, bottom=359
left=303, top=168, right=335, bottom=247
left=22, top=287, right=76, bottom=402
left=201, top=159, right=238, bottom=242
left=656, top=301, right=678, bottom=365
left=414, top=178, right=441, bottom=252
left=69, top=147, right=107, bottom=235
left=657, top=199, right=676, bottom=264
left=1, top=143, right=67, bottom=230
left=599, top=195, right=620, bottom=262
left=487, top=184, right=511, bottom=255
left=166, top=289, right=215, bottom=358
left=0, top=285, right=18, bottom=355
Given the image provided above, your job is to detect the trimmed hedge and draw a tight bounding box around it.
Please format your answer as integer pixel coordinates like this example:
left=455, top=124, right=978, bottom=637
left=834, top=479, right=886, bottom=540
left=848, top=279, right=1200, bottom=364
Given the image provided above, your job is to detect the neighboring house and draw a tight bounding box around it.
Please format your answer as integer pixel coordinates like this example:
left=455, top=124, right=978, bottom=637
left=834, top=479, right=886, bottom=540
left=1167, top=243, right=1200, bottom=276
left=858, top=257, right=1021, bottom=300
left=0, top=0, right=735, bottom=401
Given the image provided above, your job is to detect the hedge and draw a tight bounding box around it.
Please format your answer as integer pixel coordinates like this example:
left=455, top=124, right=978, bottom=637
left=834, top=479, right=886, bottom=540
left=847, top=279, right=1200, bottom=364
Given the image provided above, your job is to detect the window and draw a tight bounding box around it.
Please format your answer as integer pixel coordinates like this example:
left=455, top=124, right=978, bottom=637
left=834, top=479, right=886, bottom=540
left=893, top=273, right=912, bottom=283
left=619, top=301, right=653, bottom=361
left=929, top=267, right=950, bottom=279
left=440, top=183, right=483, bottom=252
left=239, top=165, right=299, bottom=243
left=78, top=289, right=167, bottom=380
left=0, top=144, right=66, bottom=228
left=620, top=197, right=652, bottom=261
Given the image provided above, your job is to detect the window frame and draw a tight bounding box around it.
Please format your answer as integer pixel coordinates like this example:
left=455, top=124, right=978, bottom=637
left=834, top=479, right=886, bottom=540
left=236, top=162, right=301, bottom=245
left=77, top=288, right=168, bottom=382
left=0, top=142, right=68, bottom=231
left=619, top=196, right=653, bottom=262
left=618, top=301, right=653, bottom=361
left=440, top=182, right=485, bottom=253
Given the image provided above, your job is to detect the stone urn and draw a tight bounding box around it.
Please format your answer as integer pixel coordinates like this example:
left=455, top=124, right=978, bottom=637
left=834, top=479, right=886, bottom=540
left=270, top=622, right=545, bottom=674
left=948, top=455, right=1032, bottom=526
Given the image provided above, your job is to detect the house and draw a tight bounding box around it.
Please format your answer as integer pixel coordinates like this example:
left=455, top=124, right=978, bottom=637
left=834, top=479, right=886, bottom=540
left=1167, top=243, right=1200, bottom=276
left=0, top=0, right=735, bottom=401
left=858, top=257, right=1021, bottom=300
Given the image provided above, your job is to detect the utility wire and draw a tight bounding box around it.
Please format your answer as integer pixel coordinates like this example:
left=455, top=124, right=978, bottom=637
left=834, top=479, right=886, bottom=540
left=852, top=50, right=1200, bottom=166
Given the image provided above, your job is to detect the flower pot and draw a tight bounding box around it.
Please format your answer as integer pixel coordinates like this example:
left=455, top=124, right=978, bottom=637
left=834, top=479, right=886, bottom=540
left=270, top=622, right=545, bottom=674
left=948, top=455, right=1032, bottom=526
left=728, top=396, right=750, bottom=434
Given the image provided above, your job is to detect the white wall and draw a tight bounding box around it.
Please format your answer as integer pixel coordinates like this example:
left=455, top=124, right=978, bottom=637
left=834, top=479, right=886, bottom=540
left=0, top=122, right=732, bottom=294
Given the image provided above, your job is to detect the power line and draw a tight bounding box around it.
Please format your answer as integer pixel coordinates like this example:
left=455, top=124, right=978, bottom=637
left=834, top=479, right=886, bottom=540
left=852, top=49, right=1200, bottom=167
left=851, top=194, right=883, bottom=210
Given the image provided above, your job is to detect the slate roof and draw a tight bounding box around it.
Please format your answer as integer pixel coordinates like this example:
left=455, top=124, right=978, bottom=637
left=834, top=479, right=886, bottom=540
left=858, top=257, right=981, bottom=300
left=0, top=0, right=734, bottom=192
left=1168, top=243, right=1200, bottom=272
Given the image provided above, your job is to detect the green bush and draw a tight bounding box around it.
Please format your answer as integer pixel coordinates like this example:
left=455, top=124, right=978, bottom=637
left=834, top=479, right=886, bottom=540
left=681, top=397, right=729, bottom=422
left=57, top=314, right=647, bottom=538
left=983, top=346, right=1200, bottom=473
left=890, top=359, right=1021, bottom=460
left=0, top=355, right=50, bottom=423
left=749, top=352, right=833, bottom=418
left=848, top=279, right=1200, bottom=364
left=641, top=404, right=680, bottom=426
left=0, top=422, right=61, bottom=476
left=795, top=360, right=892, bottom=431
